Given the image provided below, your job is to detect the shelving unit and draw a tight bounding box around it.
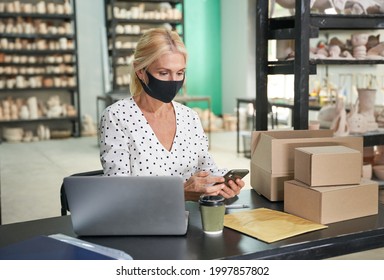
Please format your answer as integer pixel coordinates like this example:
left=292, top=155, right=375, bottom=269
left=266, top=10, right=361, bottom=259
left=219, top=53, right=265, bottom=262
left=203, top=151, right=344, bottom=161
left=104, top=0, right=184, bottom=92
left=255, top=0, right=384, bottom=146
left=0, top=0, right=81, bottom=142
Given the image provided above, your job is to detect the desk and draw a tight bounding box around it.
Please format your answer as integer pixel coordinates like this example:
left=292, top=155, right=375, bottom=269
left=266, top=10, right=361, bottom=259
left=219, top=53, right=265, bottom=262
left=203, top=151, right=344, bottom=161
left=1, top=189, right=384, bottom=260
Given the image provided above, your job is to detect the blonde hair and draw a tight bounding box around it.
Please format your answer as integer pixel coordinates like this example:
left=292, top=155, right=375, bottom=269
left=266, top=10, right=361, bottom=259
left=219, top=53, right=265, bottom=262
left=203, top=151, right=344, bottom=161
left=129, top=28, right=187, bottom=96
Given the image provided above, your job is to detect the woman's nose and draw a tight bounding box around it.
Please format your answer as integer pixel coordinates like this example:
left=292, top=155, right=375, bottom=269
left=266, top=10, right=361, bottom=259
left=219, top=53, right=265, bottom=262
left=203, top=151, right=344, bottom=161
left=170, top=73, right=178, bottom=81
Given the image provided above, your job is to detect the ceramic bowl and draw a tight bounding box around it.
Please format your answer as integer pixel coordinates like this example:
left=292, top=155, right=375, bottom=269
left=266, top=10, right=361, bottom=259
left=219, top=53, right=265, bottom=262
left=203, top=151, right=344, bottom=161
left=3, top=127, right=23, bottom=142
left=373, top=165, right=384, bottom=180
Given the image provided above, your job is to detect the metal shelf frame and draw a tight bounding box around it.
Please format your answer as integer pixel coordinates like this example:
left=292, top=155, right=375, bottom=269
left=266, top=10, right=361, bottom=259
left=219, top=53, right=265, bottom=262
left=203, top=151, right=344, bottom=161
left=255, top=0, right=384, bottom=146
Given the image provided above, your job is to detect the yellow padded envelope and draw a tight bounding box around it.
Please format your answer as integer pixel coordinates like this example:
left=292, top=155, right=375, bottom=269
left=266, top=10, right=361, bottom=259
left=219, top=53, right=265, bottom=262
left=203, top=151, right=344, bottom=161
left=224, top=208, right=327, bottom=243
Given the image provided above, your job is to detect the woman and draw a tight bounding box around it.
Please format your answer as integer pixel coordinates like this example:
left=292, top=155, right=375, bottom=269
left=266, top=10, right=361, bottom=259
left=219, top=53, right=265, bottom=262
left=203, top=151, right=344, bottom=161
left=99, top=28, right=245, bottom=201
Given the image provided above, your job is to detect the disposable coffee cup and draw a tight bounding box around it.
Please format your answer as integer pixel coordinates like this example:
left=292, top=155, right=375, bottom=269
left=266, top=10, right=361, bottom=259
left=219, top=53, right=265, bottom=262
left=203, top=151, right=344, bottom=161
left=199, top=195, right=225, bottom=234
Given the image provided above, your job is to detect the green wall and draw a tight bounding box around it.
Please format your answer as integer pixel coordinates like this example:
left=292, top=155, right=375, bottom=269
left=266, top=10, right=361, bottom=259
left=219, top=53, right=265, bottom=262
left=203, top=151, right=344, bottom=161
left=184, top=0, right=222, bottom=114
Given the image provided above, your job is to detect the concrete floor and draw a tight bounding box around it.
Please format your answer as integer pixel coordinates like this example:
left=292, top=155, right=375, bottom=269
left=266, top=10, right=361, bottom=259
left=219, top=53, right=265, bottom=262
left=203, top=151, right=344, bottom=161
left=0, top=131, right=383, bottom=259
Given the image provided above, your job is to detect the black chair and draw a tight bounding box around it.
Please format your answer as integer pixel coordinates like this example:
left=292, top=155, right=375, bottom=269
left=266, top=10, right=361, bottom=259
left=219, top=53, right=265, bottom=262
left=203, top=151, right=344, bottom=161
left=60, top=170, right=104, bottom=216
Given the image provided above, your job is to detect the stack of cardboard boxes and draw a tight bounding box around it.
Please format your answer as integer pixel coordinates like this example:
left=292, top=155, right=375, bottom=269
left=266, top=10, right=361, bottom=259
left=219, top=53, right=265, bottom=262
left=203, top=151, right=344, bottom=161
left=250, top=129, right=379, bottom=224
left=285, top=145, right=378, bottom=224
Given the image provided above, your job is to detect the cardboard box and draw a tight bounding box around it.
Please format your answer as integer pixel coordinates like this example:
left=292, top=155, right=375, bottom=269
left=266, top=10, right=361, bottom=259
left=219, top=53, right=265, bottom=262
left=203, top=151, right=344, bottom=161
left=250, top=129, right=363, bottom=201
left=294, top=145, right=362, bottom=187
left=284, top=179, right=379, bottom=224
left=252, top=164, right=293, bottom=200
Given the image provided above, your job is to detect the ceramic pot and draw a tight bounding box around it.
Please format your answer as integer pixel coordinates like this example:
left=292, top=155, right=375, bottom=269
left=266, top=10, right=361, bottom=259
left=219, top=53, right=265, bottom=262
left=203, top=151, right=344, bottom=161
left=347, top=100, right=368, bottom=134
left=3, top=127, right=24, bottom=142
left=358, top=88, right=378, bottom=131
left=362, top=163, right=372, bottom=179
left=352, top=33, right=369, bottom=59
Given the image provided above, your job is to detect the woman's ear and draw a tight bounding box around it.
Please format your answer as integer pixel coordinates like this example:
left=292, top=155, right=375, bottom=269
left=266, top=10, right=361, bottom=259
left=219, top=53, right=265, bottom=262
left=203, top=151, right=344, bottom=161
left=136, top=69, right=145, bottom=81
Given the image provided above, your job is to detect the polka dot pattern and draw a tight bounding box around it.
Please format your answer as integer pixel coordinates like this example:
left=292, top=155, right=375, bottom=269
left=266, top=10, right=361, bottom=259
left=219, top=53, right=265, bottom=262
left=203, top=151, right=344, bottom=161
left=99, top=97, right=227, bottom=181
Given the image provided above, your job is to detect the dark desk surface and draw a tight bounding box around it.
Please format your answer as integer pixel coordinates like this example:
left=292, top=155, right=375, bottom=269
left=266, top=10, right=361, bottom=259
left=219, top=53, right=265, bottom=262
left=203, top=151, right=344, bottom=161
left=1, top=189, right=384, bottom=260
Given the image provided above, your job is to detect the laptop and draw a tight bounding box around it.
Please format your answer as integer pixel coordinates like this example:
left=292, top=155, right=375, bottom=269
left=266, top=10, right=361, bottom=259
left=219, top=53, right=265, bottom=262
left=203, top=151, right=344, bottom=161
left=63, top=176, right=188, bottom=236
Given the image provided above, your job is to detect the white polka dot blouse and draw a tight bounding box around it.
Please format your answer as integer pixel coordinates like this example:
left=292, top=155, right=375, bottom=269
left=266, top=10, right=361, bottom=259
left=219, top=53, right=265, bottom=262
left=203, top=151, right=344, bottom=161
left=99, top=97, right=227, bottom=181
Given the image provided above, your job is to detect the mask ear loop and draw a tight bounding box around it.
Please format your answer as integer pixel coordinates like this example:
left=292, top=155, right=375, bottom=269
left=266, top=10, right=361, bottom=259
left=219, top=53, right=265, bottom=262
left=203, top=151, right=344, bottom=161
left=137, top=69, right=154, bottom=97
left=136, top=68, right=148, bottom=86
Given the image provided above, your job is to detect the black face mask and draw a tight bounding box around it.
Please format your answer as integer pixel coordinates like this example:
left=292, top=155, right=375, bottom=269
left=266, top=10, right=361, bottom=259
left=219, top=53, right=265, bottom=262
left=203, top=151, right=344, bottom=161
left=139, top=71, right=184, bottom=103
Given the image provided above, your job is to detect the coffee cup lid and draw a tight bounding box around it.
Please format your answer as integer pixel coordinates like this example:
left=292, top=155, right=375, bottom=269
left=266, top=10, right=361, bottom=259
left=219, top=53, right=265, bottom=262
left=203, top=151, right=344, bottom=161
left=199, top=195, right=225, bottom=206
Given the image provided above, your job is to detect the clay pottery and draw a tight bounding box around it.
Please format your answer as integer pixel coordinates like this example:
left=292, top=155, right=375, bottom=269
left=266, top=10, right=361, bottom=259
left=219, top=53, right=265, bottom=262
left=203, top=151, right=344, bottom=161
left=36, top=1, right=46, bottom=14
left=2, top=127, right=24, bottom=142
left=64, top=0, right=72, bottom=14
left=352, top=33, right=369, bottom=59
left=331, top=108, right=349, bottom=137
left=59, top=38, right=68, bottom=50
left=19, top=105, right=29, bottom=119
left=358, top=88, right=378, bottom=131
left=43, top=78, right=53, bottom=87
left=367, top=42, right=384, bottom=58
left=27, top=97, right=38, bottom=119
left=328, top=45, right=341, bottom=58
left=373, top=165, right=384, bottom=180
left=362, top=163, right=372, bottom=179
left=23, top=3, right=32, bottom=13
left=347, top=100, right=368, bottom=133
left=47, top=3, right=55, bottom=13
left=6, top=2, right=14, bottom=13
left=14, top=1, right=21, bottom=13
left=308, top=120, right=320, bottom=130
left=56, top=4, right=64, bottom=15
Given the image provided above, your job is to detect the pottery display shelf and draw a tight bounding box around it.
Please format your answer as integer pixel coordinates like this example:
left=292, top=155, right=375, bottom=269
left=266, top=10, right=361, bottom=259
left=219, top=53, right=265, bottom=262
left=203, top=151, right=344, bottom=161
left=255, top=0, right=384, bottom=138
left=0, top=0, right=81, bottom=142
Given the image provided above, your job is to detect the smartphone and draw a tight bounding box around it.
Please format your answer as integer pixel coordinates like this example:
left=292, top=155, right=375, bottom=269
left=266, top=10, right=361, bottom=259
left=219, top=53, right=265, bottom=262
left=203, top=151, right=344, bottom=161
left=222, top=169, right=249, bottom=185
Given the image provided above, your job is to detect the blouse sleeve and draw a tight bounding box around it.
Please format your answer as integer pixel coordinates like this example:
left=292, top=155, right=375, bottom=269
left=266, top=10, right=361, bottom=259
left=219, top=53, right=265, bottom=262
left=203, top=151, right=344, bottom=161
left=99, top=106, right=131, bottom=176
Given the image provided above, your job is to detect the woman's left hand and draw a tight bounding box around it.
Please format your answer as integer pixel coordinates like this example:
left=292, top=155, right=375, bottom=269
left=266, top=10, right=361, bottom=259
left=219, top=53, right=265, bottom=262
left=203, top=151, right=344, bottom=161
left=218, top=178, right=245, bottom=199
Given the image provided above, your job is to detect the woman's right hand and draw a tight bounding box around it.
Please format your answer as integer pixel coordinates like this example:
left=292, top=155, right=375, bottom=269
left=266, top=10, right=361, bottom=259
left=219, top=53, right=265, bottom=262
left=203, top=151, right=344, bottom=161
left=184, top=171, right=225, bottom=201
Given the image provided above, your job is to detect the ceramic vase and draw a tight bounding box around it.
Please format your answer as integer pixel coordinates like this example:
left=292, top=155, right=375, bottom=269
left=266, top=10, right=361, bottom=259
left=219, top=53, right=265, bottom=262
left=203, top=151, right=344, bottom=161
left=347, top=100, right=368, bottom=134
left=358, top=88, right=378, bottom=131
left=27, top=96, right=38, bottom=119
left=352, top=33, right=369, bottom=59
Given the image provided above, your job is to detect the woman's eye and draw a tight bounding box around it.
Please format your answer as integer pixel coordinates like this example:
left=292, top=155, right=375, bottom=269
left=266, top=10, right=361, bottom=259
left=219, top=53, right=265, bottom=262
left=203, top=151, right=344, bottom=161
left=159, top=72, right=168, bottom=76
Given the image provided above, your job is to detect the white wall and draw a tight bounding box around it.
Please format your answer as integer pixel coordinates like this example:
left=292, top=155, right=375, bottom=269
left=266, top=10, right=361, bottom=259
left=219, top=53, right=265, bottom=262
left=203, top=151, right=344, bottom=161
left=221, top=0, right=254, bottom=114
left=75, top=0, right=106, bottom=123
